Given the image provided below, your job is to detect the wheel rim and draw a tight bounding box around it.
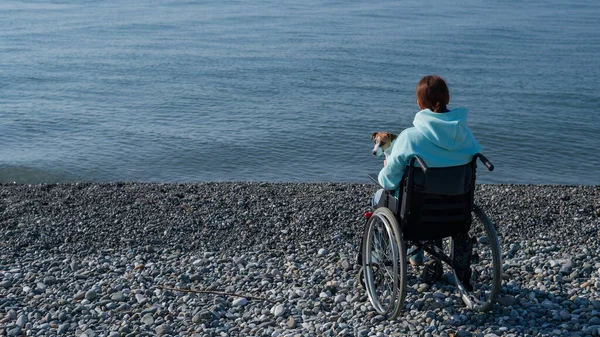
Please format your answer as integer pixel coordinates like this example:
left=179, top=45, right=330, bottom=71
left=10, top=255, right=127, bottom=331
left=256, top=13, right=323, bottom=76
left=363, top=212, right=399, bottom=315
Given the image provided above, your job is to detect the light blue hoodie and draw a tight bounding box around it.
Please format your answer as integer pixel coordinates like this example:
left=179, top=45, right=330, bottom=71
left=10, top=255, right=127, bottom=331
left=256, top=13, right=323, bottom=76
left=378, top=107, right=482, bottom=190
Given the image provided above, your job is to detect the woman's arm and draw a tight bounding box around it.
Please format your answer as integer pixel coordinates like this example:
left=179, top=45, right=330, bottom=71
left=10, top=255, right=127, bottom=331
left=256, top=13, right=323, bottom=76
left=377, top=150, right=407, bottom=190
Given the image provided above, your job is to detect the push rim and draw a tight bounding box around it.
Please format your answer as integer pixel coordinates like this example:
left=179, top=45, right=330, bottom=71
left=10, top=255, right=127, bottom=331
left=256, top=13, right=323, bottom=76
left=455, top=204, right=502, bottom=311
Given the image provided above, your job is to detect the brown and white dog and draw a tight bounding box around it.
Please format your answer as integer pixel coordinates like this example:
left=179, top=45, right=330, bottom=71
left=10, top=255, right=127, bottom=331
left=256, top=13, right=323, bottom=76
left=371, top=131, right=397, bottom=157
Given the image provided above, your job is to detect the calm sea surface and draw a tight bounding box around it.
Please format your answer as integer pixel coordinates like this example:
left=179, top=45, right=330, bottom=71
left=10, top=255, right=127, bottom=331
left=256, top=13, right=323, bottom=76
left=1, top=0, right=599, bottom=185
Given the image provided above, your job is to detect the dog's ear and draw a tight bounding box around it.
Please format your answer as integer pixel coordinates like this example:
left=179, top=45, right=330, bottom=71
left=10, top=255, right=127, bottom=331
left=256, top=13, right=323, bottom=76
left=370, top=132, right=378, bottom=140
left=389, top=133, right=398, bottom=141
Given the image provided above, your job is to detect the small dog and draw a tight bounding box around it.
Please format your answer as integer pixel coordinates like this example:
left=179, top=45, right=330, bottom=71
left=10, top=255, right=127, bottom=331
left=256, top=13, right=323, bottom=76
left=371, top=131, right=397, bottom=157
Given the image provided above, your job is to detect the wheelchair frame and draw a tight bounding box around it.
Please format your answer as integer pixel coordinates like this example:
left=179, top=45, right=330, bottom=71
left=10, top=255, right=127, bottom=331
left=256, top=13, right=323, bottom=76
left=361, top=154, right=502, bottom=320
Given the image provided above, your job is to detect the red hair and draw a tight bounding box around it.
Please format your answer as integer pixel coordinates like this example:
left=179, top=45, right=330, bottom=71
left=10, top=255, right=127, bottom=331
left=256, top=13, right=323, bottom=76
left=416, top=75, right=450, bottom=112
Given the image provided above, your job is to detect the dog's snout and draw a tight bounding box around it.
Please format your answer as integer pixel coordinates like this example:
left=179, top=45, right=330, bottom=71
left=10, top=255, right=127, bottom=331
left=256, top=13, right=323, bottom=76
left=372, top=151, right=377, bottom=156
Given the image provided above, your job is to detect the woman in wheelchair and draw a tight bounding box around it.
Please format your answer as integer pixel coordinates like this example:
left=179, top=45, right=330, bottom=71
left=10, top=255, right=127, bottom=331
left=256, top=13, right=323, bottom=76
left=377, top=75, right=481, bottom=284
left=361, top=75, right=502, bottom=319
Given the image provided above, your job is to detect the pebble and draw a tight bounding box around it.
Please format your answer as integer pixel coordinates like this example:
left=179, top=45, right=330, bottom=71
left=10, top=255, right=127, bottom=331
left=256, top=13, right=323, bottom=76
left=286, top=316, right=296, bottom=328
left=155, top=324, right=172, bottom=335
left=57, top=323, right=69, bottom=335
left=111, top=291, right=127, bottom=302
left=271, top=304, right=286, bottom=318
left=74, top=291, right=86, bottom=300
left=357, top=328, right=369, bottom=337
left=7, top=327, right=21, bottom=337
left=141, top=313, right=155, bottom=325
left=135, top=293, right=147, bottom=304
left=232, top=298, right=248, bottom=307
left=16, top=314, right=27, bottom=328
left=85, top=289, right=97, bottom=300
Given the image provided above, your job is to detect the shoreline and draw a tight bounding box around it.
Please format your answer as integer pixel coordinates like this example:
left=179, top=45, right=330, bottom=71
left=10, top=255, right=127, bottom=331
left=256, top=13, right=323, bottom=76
left=1, top=183, right=599, bottom=336
left=3, top=181, right=599, bottom=187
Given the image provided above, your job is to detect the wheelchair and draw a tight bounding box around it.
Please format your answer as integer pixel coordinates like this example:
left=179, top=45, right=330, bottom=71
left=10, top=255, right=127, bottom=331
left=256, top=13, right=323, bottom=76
left=360, top=154, right=502, bottom=320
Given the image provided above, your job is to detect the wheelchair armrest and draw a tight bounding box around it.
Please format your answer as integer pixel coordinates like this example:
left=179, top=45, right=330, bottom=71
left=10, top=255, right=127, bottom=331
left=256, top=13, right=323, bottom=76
left=367, top=173, right=399, bottom=193
left=367, top=173, right=380, bottom=186
left=409, top=155, right=428, bottom=174
left=474, top=153, right=494, bottom=171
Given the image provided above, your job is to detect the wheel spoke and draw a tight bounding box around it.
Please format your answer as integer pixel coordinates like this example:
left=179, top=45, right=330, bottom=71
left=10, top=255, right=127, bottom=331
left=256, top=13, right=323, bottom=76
left=361, top=208, right=406, bottom=319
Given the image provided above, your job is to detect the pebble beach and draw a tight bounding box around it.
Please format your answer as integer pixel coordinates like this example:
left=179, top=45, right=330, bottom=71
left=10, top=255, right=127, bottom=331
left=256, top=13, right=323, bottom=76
left=0, top=182, right=599, bottom=337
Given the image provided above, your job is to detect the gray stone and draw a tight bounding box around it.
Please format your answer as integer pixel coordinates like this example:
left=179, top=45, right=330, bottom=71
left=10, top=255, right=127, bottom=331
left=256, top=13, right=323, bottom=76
left=286, top=316, right=296, bottom=328
left=272, top=304, right=285, bottom=318
left=497, top=295, right=516, bottom=306
left=111, top=291, right=127, bottom=302
left=74, top=273, right=88, bottom=280
left=541, top=300, right=554, bottom=309
left=57, top=323, right=70, bottom=335
left=7, top=326, right=21, bottom=337
left=192, top=312, right=202, bottom=324
left=574, top=297, right=589, bottom=306
left=84, top=329, right=97, bottom=337
left=141, top=313, right=154, bottom=325
left=233, top=256, right=247, bottom=266
left=456, top=331, right=473, bottom=337
left=560, top=265, right=572, bottom=275
left=135, top=294, right=147, bottom=304
left=357, top=329, right=369, bottom=337
left=116, top=303, right=131, bottom=311
left=74, top=291, right=86, bottom=300
left=370, top=315, right=385, bottom=324
left=43, top=276, right=57, bottom=285
left=232, top=298, right=248, bottom=307
left=85, top=289, right=97, bottom=300
left=16, top=314, right=27, bottom=328
left=155, top=324, right=172, bottom=335
left=0, top=280, right=13, bottom=288
left=118, top=326, right=131, bottom=334
left=193, top=310, right=214, bottom=324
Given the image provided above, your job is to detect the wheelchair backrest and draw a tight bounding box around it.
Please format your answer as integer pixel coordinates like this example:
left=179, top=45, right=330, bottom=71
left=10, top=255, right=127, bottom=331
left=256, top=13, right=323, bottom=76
left=400, top=159, right=476, bottom=241
left=411, top=164, right=473, bottom=195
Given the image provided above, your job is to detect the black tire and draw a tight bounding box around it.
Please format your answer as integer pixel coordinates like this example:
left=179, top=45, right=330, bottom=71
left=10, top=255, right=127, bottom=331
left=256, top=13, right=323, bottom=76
left=361, top=207, right=407, bottom=319
left=453, top=204, right=502, bottom=311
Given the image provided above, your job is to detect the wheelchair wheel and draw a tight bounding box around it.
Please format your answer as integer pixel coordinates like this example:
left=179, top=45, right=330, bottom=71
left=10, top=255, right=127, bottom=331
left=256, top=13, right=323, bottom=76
left=453, top=204, right=502, bottom=311
left=361, top=207, right=407, bottom=319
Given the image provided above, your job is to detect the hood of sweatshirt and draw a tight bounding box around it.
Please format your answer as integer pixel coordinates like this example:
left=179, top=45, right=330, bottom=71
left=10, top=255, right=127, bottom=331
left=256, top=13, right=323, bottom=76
left=413, top=107, right=473, bottom=151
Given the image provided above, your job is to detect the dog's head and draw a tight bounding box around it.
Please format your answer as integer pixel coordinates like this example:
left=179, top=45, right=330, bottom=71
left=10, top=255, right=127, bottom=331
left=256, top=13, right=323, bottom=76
left=371, top=132, right=397, bottom=156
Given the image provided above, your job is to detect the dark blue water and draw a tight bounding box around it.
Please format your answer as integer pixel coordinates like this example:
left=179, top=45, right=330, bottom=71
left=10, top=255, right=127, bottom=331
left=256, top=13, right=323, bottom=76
left=1, top=0, right=599, bottom=185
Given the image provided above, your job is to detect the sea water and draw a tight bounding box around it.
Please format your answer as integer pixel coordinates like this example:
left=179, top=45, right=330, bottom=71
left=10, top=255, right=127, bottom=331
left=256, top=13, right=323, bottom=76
left=1, top=0, right=599, bottom=185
